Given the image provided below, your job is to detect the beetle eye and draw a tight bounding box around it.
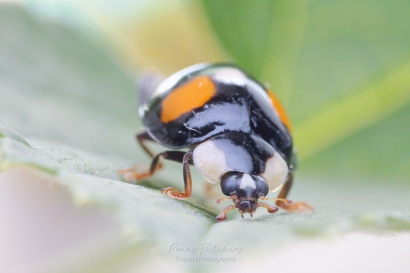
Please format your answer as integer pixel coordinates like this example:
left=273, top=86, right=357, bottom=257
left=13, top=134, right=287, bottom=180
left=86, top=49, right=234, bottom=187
left=220, top=172, right=242, bottom=196
left=255, top=176, right=269, bottom=196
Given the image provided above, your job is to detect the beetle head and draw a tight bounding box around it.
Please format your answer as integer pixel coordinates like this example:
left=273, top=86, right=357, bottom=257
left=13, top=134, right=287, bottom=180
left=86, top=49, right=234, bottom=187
left=216, top=171, right=292, bottom=221
left=215, top=172, right=268, bottom=220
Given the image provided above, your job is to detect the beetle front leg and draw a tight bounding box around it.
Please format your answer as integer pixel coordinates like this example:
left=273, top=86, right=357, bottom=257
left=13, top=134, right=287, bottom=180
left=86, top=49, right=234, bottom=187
left=162, top=151, right=193, bottom=199
left=276, top=172, right=314, bottom=212
left=216, top=205, right=237, bottom=222
left=120, top=149, right=185, bottom=182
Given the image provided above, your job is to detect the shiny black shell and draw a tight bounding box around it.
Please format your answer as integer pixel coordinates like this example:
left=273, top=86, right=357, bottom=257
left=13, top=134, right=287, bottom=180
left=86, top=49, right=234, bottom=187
left=140, top=63, right=293, bottom=163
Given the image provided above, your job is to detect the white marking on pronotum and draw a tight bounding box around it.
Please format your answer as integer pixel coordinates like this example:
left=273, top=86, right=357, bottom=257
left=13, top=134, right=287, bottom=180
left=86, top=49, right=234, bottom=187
left=239, top=174, right=256, bottom=189
left=213, top=68, right=247, bottom=86
left=260, top=152, right=288, bottom=192
left=192, top=140, right=228, bottom=184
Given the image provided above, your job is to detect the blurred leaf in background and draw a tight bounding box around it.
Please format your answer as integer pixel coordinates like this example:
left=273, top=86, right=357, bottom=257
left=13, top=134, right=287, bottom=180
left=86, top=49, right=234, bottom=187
left=1, top=0, right=410, bottom=272
left=201, top=0, right=410, bottom=181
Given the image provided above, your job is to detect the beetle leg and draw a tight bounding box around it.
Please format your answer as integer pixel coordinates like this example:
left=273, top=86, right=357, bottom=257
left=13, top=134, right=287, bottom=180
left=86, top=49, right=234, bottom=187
left=258, top=202, right=279, bottom=214
left=136, top=131, right=157, bottom=158
left=120, top=150, right=185, bottom=181
left=216, top=205, right=236, bottom=221
left=162, top=151, right=193, bottom=199
left=275, top=172, right=314, bottom=212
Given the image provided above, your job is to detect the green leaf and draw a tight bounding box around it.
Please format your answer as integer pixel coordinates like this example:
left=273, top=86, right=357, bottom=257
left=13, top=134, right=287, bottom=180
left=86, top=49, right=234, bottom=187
left=0, top=4, right=138, bottom=158
left=2, top=125, right=410, bottom=272
left=201, top=0, right=410, bottom=181
left=295, top=60, right=410, bottom=161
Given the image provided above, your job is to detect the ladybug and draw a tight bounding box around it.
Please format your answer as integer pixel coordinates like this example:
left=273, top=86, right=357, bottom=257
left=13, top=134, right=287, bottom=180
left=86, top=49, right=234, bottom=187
left=122, top=63, right=313, bottom=221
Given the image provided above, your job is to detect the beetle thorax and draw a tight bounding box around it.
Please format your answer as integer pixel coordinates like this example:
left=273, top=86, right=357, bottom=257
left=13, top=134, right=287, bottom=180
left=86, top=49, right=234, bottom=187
left=192, top=132, right=289, bottom=190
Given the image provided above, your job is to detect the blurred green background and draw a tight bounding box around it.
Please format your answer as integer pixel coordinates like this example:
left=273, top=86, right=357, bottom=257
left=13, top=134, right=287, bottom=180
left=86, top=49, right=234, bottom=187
left=1, top=0, right=410, bottom=272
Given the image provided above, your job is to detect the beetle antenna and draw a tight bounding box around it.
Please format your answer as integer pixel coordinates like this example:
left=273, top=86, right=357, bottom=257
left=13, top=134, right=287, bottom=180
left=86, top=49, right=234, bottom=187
left=215, top=197, right=232, bottom=204
left=259, top=197, right=293, bottom=205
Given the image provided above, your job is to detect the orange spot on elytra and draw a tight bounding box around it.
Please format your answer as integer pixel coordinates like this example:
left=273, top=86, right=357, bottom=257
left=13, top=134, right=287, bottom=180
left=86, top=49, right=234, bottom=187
left=161, top=76, right=216, bottom=123
left=267, top=90, right=292, bottom=132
